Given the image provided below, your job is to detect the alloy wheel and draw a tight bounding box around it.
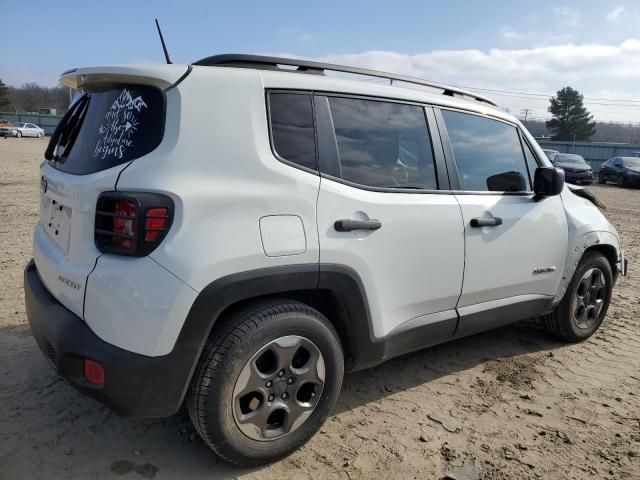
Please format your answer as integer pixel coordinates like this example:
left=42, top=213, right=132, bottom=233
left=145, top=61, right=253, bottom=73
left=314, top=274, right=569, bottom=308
left=571, top=267, right=607, bottom=329
left=232, top=335, right=325, bottom=441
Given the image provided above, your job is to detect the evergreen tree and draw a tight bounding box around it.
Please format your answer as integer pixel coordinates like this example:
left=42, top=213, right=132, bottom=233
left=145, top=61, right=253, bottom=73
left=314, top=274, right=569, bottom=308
left=546, top=86, right=596, bottom=140
left=0, top=79, right=10, bottom=110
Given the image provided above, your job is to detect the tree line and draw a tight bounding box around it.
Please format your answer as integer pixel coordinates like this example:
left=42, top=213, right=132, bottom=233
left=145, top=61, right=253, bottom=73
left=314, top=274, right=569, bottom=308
left=525, top=118, right=640, bottom=144
left=1, top=78, right=638, bottom=143
left=0, top=79, right=71, bottom=114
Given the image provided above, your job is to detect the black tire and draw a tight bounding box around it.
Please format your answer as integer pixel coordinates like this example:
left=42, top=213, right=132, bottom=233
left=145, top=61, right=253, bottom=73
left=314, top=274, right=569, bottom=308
left=617, top=174, right=626, bottom=187
left=544, top=251, right=613, bottom=342
left=598, top=172, right=606, bottom=184
left=187, top=299, right=344, bottom=466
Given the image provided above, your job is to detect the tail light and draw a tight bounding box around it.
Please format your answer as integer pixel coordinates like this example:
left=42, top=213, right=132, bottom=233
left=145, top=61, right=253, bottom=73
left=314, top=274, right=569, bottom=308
left=95, top=192, right=174, bottom=256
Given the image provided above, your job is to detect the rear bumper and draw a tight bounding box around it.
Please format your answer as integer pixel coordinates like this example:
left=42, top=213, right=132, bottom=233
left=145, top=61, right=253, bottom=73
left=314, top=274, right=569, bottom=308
left=24, top=259, right=191, bottom=417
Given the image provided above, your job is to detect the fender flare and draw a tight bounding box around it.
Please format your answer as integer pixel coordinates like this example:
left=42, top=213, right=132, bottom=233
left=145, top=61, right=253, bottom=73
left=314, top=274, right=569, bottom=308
left=167, top=264, right=376, bottom=412
left=553, top=230, right=620, bottom=305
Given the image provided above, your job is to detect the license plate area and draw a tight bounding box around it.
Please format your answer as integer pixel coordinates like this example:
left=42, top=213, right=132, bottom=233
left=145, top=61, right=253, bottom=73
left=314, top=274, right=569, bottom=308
left=43, top=195, right=72, bottom=252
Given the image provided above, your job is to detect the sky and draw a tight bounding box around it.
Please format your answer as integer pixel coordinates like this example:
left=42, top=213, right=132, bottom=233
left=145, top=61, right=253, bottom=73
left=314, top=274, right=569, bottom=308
left=2, top=0, right=640, bottom=122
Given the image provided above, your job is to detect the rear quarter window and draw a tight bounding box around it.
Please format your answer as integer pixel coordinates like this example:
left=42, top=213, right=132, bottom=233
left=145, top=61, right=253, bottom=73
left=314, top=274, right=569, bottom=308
left=268, top=92, right=317, bottom=170
left=47, top=84, right=165, bottom=175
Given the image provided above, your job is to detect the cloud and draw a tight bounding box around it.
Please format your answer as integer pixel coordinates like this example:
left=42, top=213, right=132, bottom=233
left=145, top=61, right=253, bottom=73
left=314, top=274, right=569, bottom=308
left=606, top=6, right=625, bottom=21
left=499, top=26, right=572, bottom=45
left=297, top=40, right=640, bottom=122
left=553, top=7, right=581, bottom=27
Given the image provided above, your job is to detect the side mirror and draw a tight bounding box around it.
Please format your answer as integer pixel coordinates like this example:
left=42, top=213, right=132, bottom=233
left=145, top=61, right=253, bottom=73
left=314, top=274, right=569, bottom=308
left=534, top=167, right=565, bottom=199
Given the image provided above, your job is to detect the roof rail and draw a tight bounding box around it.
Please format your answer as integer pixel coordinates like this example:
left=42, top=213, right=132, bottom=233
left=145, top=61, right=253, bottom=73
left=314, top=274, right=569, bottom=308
left=192, top=54, right=498, bottom=107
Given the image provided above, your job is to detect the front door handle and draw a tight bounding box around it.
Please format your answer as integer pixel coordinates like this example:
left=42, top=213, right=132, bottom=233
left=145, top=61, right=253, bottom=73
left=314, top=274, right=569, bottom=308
left=470, top=217, right=503, bottom=228
left=334, top=219, right=382, bottom=232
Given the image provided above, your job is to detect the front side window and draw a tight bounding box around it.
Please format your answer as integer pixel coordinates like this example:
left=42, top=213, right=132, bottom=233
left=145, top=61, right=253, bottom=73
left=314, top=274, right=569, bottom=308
left=328, top=97, right=437, bottom=189
left=442, top=110, right=530, bottom=192
left=269, top=92, right=317, bottom=171
left=522, top=141, right=539, bottom=184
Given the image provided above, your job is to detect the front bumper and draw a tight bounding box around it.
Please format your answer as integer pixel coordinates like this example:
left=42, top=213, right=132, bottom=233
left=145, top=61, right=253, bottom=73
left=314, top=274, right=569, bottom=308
left=24, top=259, right=191, bottom=417
left=564, top=171, right=593, bottom=184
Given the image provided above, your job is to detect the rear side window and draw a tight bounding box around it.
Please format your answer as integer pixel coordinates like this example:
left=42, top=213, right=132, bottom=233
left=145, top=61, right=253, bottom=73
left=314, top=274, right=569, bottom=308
left=269, top=93, right=317, bottom=170
left=46, top=84, right=164, bottom=175
left=328, top=97, right=437, bottom=189
left=442, top=110, right=530, bottom=192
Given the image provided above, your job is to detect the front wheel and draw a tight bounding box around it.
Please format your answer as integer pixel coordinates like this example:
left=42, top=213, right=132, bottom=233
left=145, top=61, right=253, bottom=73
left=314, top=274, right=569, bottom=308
left=617, top=174, right=626, bottom=187
left=187, top=299, right=344, bottom=466
left=598, top=172, right=607, bottom=184
left=544, top=251, right=613, bottom=342
left=16, top=131, right=22, bottom=138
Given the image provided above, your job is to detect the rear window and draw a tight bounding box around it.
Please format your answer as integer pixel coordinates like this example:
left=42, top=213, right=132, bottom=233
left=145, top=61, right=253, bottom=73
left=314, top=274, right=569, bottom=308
left=46, top=84, right=164, bottom=174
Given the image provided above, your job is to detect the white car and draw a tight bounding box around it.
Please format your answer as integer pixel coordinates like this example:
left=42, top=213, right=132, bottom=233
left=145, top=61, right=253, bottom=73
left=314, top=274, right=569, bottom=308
left=0, top=122, right=45, bottom=138
left=25, top=55, right=626, bottom=466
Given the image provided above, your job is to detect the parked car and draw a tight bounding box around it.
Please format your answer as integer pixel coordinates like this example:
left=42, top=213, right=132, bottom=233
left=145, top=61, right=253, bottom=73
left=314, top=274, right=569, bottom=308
left=542, top=148, right=559, bottom=161
left=598, top=156, right=640, bottom=187
left=550, top=153, right=593, bottom=185
left=0, top=122, right=45, bottom=138
left=25, top=55, right=626, bottom=466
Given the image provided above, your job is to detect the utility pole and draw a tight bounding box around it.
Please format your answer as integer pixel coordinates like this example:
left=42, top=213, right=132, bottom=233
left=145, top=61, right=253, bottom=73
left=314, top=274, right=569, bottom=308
left=520, top=108, right=532, bottom=125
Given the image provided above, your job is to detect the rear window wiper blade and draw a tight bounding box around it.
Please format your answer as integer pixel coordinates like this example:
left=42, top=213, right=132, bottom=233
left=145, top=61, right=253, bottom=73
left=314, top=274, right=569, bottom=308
left=45, top=93, right=90, bottom=162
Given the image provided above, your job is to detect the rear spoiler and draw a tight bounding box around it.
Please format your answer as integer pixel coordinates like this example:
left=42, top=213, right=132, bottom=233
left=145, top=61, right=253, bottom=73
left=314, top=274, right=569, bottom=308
left=59, top=64, right=191, bottom=91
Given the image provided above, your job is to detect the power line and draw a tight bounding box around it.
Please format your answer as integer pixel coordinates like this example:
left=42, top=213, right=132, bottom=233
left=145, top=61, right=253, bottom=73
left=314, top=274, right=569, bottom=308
left=452, top=85, right=640, bottom=104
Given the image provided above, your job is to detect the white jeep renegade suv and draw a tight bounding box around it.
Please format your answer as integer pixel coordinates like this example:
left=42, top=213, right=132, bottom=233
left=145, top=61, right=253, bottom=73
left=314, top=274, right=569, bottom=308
left=25, top=54, right=627, bottom=465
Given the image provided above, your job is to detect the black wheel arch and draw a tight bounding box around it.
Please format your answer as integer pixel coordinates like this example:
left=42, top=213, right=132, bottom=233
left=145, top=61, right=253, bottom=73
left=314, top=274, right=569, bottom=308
left=585, top=244, right=619, bottom=283
left=171, top=264, right=378, bottom=414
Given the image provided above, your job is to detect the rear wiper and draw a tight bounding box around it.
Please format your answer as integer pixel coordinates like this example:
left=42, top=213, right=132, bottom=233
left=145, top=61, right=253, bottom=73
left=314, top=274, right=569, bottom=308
left=55, top=96, right=91, bottom=164
left=45, top=93, right=90, bottom=162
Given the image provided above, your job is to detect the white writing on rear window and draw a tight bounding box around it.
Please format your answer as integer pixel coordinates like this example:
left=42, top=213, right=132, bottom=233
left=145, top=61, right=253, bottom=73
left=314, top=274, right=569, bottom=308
left=94, top=89, right=148, bottom=160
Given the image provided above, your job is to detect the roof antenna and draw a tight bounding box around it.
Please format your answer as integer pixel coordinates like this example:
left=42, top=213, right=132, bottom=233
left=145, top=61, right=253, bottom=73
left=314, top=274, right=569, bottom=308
left=155, top=19, right=173, bottom=64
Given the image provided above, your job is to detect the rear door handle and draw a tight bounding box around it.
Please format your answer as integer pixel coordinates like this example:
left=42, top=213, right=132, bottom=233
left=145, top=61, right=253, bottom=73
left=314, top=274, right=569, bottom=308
left=334, top=219, right=382, bottom=232
left=470, top=217, right=503, bottom=228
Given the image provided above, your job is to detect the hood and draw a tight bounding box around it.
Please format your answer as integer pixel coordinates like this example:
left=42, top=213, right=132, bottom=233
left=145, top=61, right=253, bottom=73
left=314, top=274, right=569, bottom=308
left=555, top=162, right=591, bottom=171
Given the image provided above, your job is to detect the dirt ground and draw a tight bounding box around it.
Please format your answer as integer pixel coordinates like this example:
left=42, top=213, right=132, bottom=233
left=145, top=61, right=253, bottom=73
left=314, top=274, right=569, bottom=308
left=0, top=137, right=638, bottom=480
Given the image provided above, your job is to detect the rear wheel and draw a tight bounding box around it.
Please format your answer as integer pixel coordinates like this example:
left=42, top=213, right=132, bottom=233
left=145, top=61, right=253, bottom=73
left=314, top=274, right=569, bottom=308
left=187, top=299, right=344, bottom=466
left=37, top=132, right=43, bottom=138
left=544, top=251, right=613, bottom=342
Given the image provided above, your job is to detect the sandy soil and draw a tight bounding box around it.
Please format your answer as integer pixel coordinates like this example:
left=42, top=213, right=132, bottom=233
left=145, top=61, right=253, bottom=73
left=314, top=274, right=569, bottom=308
left=0, top=138, right=639, bottom=480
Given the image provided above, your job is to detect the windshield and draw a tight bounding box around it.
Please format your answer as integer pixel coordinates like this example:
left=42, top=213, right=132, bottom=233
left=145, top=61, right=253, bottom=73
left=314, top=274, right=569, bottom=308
left=45, top=84, right=165, bottom=175
left=621, top=157, right=640, bottom=168
left=554, top=154, right=586, bottom=165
